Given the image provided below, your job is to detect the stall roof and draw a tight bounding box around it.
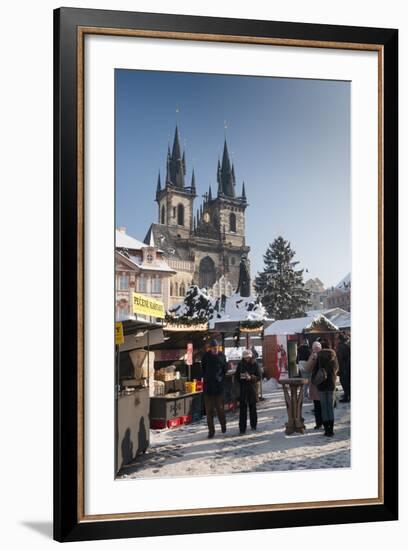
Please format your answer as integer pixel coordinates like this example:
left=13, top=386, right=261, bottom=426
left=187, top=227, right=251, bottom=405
left=306, top=307, right=350, bottom=329
left=264, top=314, right=338, bottom=336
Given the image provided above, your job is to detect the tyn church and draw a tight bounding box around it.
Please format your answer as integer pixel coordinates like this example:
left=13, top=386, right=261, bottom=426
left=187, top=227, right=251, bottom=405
left=144, top=126, right=251, bottom=306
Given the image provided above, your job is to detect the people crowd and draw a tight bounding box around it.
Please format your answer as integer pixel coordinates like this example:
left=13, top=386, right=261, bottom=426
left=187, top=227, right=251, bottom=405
left=201, top=333, right=350, bottom=440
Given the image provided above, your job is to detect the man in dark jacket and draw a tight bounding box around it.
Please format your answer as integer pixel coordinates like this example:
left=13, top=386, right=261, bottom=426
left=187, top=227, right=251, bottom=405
left=235, top=349, right=261, bottom=434
left=336, top=333, right=351, bottom=402
left=312, top=339, right=339, bottom=437
left=201, top=339, right=228, bottom=438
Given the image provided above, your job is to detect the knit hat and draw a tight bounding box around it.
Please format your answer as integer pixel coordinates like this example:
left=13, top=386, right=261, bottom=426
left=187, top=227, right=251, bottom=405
left=209, top=339, right=219, bottom=347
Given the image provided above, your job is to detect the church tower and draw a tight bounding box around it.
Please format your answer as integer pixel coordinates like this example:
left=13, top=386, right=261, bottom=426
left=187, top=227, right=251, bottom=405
left=196, top=139, right=248, bottom=248
left=156, top=126, right=196, bottom=236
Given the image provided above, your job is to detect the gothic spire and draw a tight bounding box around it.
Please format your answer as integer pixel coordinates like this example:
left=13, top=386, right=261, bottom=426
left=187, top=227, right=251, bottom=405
left=168, top=125, right=185, bottom=187
left=156, top=171, right=161, bottom=194
left=218, top=139, right=235, bottom=197
left=208, top=184, right=213, bottom=201
left=241, top=181, right=246, bottom=201
left=191, top=169, right=196, bottom=193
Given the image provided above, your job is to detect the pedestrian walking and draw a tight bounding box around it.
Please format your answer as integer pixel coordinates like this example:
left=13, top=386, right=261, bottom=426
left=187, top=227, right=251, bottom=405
left=235, top=349, right=261, bottom=434
left=305, top=340, right=323, bottom=429
left=336, top=333, right=351, bottom=402
left=297, top=338, right=311, bottom=399
left=201, top=339, right=228, bottom=438
left=311, top=339, right=339, bottom=437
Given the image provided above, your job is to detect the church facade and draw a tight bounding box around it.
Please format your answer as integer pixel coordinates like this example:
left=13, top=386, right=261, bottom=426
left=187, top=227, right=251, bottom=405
left=144, top=126, right=251, bottom=307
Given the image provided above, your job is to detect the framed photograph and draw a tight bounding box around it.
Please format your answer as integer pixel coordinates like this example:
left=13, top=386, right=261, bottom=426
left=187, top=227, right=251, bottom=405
left=54, top=7, right=398, bottom=542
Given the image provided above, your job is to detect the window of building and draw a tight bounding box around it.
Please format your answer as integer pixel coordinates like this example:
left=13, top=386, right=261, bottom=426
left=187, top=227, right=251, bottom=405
left=170, top=281, right=174, bottom=296
left=161, top=205, right=165, bottom=224
left=152, top=276, right=162, bottom=294
left=117, top=273, right=129, bottom=291
left=179, top=282, right=186, bottom=296
left=229, top=212, right=236, bottom=232
left=174, top=282, right=179, bottom=296
left=177, top=203, right=184, bottom=226
left=138, top=275, right=147, bottom=293
left=231, top=256, right=236, bottom=266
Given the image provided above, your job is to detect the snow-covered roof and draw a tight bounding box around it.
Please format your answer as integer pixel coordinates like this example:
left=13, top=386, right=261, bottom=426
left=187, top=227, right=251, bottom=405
left=264, top=314, right=338, bottom=336
left=336, top=273, right=351, bottom=290
left=209, top=293, right=267, bottom=328
left=116, top=229, right=147, bottom=250
left=116, top=250, right=175, bottom=274
left=305, top=307, right=350, bottom=329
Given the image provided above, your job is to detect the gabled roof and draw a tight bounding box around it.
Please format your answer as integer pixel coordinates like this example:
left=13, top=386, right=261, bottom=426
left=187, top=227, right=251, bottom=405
left=265, top=314, right=338, bottom=336
left=116, top=229, right=147, bottom=250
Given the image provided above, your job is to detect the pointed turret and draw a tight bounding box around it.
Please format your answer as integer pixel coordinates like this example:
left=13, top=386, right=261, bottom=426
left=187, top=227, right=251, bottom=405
left=165, top=146, right=171, bottom=186
left=241, top=181, right=246, bottom=201
left=208, top=184, right=213, bottom=201
left=156, top=171, right=162, bottom=196
left=191, top=169, right=196, bottom=194
left=182, top=151, right=186, bottom=175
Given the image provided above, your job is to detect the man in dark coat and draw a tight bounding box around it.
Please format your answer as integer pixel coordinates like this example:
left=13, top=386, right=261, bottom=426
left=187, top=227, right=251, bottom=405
left=336, top=333, right=351, bottom=402
left=312, top=339, right=339, bottom=437
left=235, top=349, right=261, bottom=434
left=201, top=339, right=228, bottom=438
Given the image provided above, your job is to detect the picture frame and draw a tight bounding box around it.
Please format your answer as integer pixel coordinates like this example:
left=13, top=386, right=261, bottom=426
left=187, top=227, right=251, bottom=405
left=53, top=7, right=398, bottom=543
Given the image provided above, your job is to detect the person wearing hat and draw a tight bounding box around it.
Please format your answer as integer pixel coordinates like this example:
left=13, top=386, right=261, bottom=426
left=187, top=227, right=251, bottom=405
left=234, top=349, right=261, bottom=434
left=201, top=339, right=228, bottom=438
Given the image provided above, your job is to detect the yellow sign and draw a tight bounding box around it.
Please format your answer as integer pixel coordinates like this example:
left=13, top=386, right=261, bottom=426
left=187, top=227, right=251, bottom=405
left=115, top=322, right=124, bottom=345
left=132, top=292, right=165, bottom=319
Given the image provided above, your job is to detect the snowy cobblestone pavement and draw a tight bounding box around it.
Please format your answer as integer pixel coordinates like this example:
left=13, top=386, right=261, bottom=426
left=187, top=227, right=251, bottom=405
left=118, top=380, right=350, bottom=480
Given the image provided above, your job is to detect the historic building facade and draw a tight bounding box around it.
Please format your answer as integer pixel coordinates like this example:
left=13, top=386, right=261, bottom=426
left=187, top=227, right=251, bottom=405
left=144, top=126, right=250, bottom=306
left=115, top=228, right=175, bottom=319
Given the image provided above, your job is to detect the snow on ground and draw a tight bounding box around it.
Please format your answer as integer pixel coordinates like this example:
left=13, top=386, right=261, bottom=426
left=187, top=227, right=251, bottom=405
left=118, top=380, right=350, bottom=480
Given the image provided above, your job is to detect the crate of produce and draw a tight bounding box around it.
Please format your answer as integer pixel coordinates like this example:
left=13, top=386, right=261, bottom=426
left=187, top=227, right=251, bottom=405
left=184, top=380, right=196, bottom=393
left=180, top=415, right=192, bottom=425
left=167, top=417, right=182, bottom=429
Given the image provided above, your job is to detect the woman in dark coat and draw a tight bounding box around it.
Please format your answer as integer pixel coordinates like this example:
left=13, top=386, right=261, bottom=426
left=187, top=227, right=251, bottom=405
left=235, top=349, right=261, bottom=434
left=312, top=339, right=339, bottom=437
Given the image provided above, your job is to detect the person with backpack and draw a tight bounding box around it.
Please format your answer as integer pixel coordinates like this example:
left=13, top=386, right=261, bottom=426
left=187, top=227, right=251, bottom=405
left=311, top=339, right=339, bottom=437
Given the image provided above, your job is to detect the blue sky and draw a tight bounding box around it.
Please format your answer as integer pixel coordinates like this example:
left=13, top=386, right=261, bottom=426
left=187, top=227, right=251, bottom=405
left=115, top=69, right=350, bottom=288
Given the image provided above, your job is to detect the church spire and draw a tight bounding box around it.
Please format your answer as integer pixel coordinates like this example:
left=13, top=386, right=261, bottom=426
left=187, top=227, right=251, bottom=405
left=208, top=184, right=213, bottom=201
left=191, top=169, right=196, bottom=194
left=218, top=139, right=235, bottom=197
left=156, top=171, right=161, bottom=198
left=168, top=125, right=185, bottom=187
left=241, top=181, right=246, bottom=201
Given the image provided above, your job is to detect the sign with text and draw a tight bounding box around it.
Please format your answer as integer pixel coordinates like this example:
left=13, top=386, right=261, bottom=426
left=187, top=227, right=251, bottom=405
left=115, top=322, right=124, bottom=345
left=132, top=292, right=165, bottom=319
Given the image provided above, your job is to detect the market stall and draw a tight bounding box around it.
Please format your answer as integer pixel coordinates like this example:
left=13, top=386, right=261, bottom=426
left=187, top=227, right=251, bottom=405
left=115, top=293, right=166, bottom=472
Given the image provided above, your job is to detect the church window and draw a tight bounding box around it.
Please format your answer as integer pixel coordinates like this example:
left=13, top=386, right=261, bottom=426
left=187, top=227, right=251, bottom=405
left=174, top=282, right=179, bottom=296
left=161, top=205, right=165, bottom=224
left=179, top=282, right=186, bottom=296
left=173, top=207, right=176, bottom=218
left=177, top=203, right=184, bottom=226
left=170, top=282, right=174, bottom=296
left=231, top=256, right=236, bottom=266
left=199, top=256, right=216, bottom=289
left=229, top=212, right=236, bottom=232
